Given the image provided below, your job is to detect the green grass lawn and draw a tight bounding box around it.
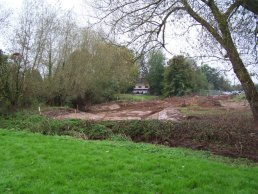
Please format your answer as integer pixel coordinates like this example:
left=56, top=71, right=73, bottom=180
left=115, top=94, right=159, bottom=101
left=1, top=129, right=258, bottom=194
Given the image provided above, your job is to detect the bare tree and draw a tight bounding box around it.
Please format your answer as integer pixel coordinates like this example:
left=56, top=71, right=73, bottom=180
left=243, top=0, right=258, bottom=14
left=0, top=3, right=11, bottom=30
left=7, top=0, right=80, bottom=104
left=92, top=0, right=258, bottom=131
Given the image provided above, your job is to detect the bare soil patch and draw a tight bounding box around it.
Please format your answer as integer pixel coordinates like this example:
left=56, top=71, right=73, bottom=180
left=40, top=95, right=257, bottom=162
left=43, top=95, right=249, bottom=121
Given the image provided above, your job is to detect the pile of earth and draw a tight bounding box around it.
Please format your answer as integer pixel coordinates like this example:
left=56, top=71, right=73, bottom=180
left=42, top=95, right=249, bottom=121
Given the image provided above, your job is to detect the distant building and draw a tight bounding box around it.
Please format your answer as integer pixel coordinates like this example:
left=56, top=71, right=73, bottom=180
left=133, top=79, right=150, bottom=94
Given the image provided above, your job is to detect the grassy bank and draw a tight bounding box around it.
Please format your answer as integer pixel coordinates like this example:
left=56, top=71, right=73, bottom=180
left=0, top=112, right=257, bottom=162
left=1, top=128, right=258, bottom=193
left=115, top=94, right=159, bottom=101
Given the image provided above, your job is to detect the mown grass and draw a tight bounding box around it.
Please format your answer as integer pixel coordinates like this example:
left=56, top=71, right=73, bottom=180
left=178, top=106, right=225, bottom=116
left=0, top=112, right=257, bottom=162
left=178, top=105, right=252, bottom=117
left=115, top=94, right=159, bottom=101
left=1, top=128, right=258, bottom=194
left=230, top=94, right=246, bottom=102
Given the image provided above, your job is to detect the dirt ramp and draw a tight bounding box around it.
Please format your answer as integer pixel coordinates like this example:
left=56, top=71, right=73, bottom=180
left=44, top=95, right=246, bottom=122
left=89, top=103, right=121, bottom=112
left=147, top=107, right=183, bottom=121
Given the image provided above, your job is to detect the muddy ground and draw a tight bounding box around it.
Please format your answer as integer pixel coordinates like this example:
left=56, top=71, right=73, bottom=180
left=41, top=95, right=258, bottom=162
left=43, top=95, right=249, bottom=121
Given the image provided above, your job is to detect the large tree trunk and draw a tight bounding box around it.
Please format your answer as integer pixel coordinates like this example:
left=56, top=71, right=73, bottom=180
left=225, top=40, right=258, bottom=132
left=242, top=0, right=258, bottom=15
left=209, top=6, right=258, bottom=132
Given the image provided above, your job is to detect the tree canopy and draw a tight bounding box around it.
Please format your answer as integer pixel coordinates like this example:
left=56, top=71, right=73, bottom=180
left=200, top=64, right=230, bottom=91
left=0, top=0, right=138, bottom=112
left=163, top=55, right=208, bottom=96
left=147, top=50, right=165, bottom=95
left=93, top=0, right=258, bottom=130
left=243, top=0, right=258, bottom=14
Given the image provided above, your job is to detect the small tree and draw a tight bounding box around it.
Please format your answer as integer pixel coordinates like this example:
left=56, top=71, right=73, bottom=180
left=147, top=50, right=165, bottom=95
left=163, top=55, right=208, bottom=96
left=49, top=29, right=138, bottom=108
left=93, top=0, right=258, bottom=131
left=0, top=51, right=10, bottom=101
left=201, top=64, right=230, bottom=91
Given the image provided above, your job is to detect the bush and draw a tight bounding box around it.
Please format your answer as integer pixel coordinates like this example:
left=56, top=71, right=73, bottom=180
left=0, top=112, right=257, bottom=161
left=83, top=124, right=111, bottom=139
left=108, top=134, right=132, bottom=141
left=0, top=100, right=12, bottom=115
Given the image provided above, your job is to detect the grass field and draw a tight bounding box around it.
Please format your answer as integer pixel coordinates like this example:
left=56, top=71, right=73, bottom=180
left=115, top=94, right=159, bottom=101
left=1, top=129, right=258, bottom=194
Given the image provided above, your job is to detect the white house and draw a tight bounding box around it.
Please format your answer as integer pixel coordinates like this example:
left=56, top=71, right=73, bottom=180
left=133, top=81, right=150, bottom=94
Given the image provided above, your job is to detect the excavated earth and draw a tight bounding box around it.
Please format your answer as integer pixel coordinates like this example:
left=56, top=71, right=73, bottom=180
left=42, top=95, right=258, bottom=162
left=43, top=95, right=250, bottom=121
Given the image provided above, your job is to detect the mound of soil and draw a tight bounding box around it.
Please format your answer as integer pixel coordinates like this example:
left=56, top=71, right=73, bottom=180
left=89, top=103, right=121, bottom=112
left=43, top=95, right=248, bottom=122
left=39, top=94, right=257, bottom=162
left=42, top=107, right=77, bottom=117
left=107, top=114, right=257, bottom=162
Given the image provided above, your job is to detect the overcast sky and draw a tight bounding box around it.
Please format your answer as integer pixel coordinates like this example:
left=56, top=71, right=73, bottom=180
left=0, top=0, right=91, bottom=24
left=0, top=0, right=91, bottom=48
left=1, top=0, right=86, bottom=13
left=0, top=0, right=197, bottom=55
left=1, top=0, right=256, bottom=84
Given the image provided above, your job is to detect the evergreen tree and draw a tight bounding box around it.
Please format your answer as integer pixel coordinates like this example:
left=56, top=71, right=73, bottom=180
left=163, top=55, right=208, bottom=96
left=201, top=64, right=230, bottom=91
left=147, top=50, right=165, bottom=95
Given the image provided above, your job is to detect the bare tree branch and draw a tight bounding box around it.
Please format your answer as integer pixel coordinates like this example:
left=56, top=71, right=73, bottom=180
left=182, top=0, right=224, bottom=45
left=225, top=0, right=243, bottom=19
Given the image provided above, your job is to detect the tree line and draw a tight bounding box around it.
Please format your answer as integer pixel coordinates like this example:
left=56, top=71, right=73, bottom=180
left=93, top=0, right=258, bottom=131
left=146, top=50, right=230, bottom=97
left=0, top=0, right=138, bottom=112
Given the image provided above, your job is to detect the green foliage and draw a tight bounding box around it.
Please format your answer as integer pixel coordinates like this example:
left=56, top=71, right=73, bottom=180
left=21, top=69, right=44, bottom=106
left=0, top=113, right=111, bottom=139
left=108, top=133, right=132, bottom=141
left=200, top=64, right=230, bottom=90
left=163, top=55, right=208, bottom=96
left=231, top=94, right=246, bottom=102
left=84, top=123, right=111, bottom=139
left=147, top=50, right=165, bottom=95
left=0, top=50, right=11, bottom=114
left=0, top=51, right=45, bottom=109
left=231, top=84, right=243, bottom=91
left=1, top=111, right=257, bottom=162
left=1, top=28, right=139, bottom=110
left=44, top=30, right=138, bottom=109
left=0, top=128, right=258, bottom=193
left=0, top=51, right=11, bottom=108
left=116, top=94, right=159, bottom=101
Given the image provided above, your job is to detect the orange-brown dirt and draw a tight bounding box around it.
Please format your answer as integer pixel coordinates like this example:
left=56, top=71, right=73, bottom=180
left=42, top=95, right=258, bottom=162
left=42, top=95, right=250, bottom=121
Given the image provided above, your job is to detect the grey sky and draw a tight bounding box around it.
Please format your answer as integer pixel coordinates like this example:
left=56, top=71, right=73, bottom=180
left=1, top=0, right=256, bottom=84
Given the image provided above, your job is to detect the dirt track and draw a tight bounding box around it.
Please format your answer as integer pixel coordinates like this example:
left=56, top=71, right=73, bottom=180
left=41, top=95, right=258, bottom=162
left=43, top=95, right=249, bottom=121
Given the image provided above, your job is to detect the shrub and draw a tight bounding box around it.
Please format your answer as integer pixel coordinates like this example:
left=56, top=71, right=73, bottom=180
left=0, top=112, right=257, bottom=161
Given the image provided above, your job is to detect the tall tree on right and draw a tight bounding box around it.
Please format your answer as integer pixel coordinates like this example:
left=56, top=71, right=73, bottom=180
left=93, top=0, right=258, bottom=131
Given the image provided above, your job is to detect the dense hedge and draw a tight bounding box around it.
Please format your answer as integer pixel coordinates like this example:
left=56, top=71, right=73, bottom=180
left=0, top=112, right=257, bottom=161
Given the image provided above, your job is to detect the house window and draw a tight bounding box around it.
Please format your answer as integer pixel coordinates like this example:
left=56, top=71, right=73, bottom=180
left=145, top=86, right=149, bottom=88
left=138, top=86, right=142, bottom=88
